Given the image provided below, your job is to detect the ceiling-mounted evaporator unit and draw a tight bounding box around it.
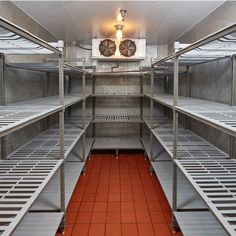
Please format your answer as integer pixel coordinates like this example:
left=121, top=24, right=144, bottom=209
left=92, top=38, right=146, bottom=61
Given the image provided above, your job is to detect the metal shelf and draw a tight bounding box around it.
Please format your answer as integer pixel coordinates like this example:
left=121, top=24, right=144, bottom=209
left=140, top=136, right=152, bottom=160
left=151, top=160, right=206, bottom=210
left=94, top=71, right=149, bottom=76
left=31, top=159, right=85, bottom=211
left=16, top=94, right=90, bottom=108
left=93, top=116, right=143, bottom=123
left=12, top=212, right=63, bottom=236
left=151, top=94, right=236, bottom=136
left=7, top=63, right=91, bottom=75
left=152, top=23, right=236, bottom=66
left=0, top=105, right=62, bottom=138
left=0, top=159, right=62, bottom=236
left=174, top=211, right=227, bottom=236
left=152, top=126, right=228, bottom=160
left=93, top=94, right=142, bottom=98
left=0, top=17, right=61, bottom=55
left=176, top=159, right=236, bottom=236
left=92, top=137, right=143, bottom=150
left=8, top=118, right=86, bottom=160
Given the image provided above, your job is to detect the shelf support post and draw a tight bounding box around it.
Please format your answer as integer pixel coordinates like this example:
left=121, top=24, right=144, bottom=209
left=82, top=60, right=86, bottom=161
left=172, top=56, right=179, bottom=230
left=150, top=66, right=154, bottom=161
left=230, top=55, right=236, bottom=159
left=140, top=67, right=143, bottom=139
left=58, top=41, right=65, bottom=231
left=0, top=53, right=6, bottom=159
left=92, top=67, right=96, bottom=138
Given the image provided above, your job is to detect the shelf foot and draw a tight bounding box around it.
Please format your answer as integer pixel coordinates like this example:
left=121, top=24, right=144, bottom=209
left=149, top=165, right=154, bottom=175
left=57, top=216, right=66, bottom=234
left=144, top=152, right=147, bottom=160
left=115, top=150, right=119, bottom=159
left=82, top=165, right=86, bottom=176
left=172, top=215, right=180, bottom=234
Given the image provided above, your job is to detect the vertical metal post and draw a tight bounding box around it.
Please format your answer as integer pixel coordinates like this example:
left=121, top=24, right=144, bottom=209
left=184, top=65, right=191, bottom=129
left=172, top=57, right=179, bottom=229
left=82, top=62, right=86, bottom=161
left=150, top=66, right=154, bottom=161
left=140, top=67, right=143, bottom=138
left=164, top=74, right=169, bottom=116
left=58, top=41, right=65, bottom=230
left=92, top=67, right=96, bottom=138
left=45, top=72, right=51, bottom=130
left=0, top=54, right=6, bottom=159
left=230, top=56, right=236, bottom=159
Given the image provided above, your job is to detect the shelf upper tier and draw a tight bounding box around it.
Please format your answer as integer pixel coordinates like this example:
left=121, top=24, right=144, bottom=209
left=0, top=17, right=61, bottom=55
left=152, top=23, right=236, bottom=66
left=148, top=94, right=236, bottom=136
left=0, top=94, right=90, bottom=138
left=6, top=62, right=91, bottom=75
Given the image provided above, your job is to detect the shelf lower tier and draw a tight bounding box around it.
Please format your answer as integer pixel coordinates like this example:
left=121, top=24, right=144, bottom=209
left=174, top=211, right=227, bottom=236
left=92, top=137, right=143, bottom=150
left=0, top=159, right=62, bottom=236
left=176, top=159, right=236, bottom=235
left=31, top=158, right=84, bottom=211
left=141, top=136, right=168, bottom=161
left=93, top=116, right=143, bottom=123
left=12, top=212, right=63, bottom=236
left=151, top=160, right=206, bottom=210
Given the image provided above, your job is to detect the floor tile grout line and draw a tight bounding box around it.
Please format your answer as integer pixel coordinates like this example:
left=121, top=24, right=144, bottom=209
left=136, top=155, right=157, bottom=235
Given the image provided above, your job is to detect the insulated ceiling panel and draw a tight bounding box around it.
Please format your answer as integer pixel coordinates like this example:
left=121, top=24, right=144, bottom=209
left=13, top=1, right=224, bottom=44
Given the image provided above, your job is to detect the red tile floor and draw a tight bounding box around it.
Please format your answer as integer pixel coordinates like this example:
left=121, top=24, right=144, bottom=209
left=56, top=152, right=183, bottom=236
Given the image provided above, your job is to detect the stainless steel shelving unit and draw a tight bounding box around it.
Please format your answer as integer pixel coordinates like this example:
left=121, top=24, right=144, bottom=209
left=92, top=70, right=144, bottom=153
left=0, top=17, right=93, bottom=236
left=144, top=23, right=236, bottom=235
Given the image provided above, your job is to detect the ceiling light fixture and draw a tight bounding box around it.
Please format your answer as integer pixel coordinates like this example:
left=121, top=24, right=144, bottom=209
left=115, top=24, right=124, bottom=41
left=117, top=9, right=127, bottom=21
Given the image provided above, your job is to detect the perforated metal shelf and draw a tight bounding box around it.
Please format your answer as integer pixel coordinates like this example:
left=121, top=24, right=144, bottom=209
left=152, top=126, right=228, bottom=160
left=151, top=94, right=236, bottom=136
left=0, top=17, right=60, bottom=55
left=7, top=63, right=90, bottom=75
left=93, top=116, right=143, bottom=123
left=0, top=159, right=62, bottom=236
left=8, top=119, right=85, bottom=160
left=0, top=105, right=62, bottom=138
left=176, top=159, right=236, bottom=236
left=152, top=23, right=236, bottom=66
left=17, top=94, right=89, bottom=108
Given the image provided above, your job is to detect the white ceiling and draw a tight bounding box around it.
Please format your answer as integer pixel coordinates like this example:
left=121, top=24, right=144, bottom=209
left=14, top=1, right=224, bottom=45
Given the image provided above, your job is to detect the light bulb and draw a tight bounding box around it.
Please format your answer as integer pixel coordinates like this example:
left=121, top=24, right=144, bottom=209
left=116, top=29, right=123, bottom=41
left=115, top=24, right=124, bottom=41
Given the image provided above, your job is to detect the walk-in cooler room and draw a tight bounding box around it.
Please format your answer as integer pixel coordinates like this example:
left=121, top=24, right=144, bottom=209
left=0, top=1, right=236, bottom=236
